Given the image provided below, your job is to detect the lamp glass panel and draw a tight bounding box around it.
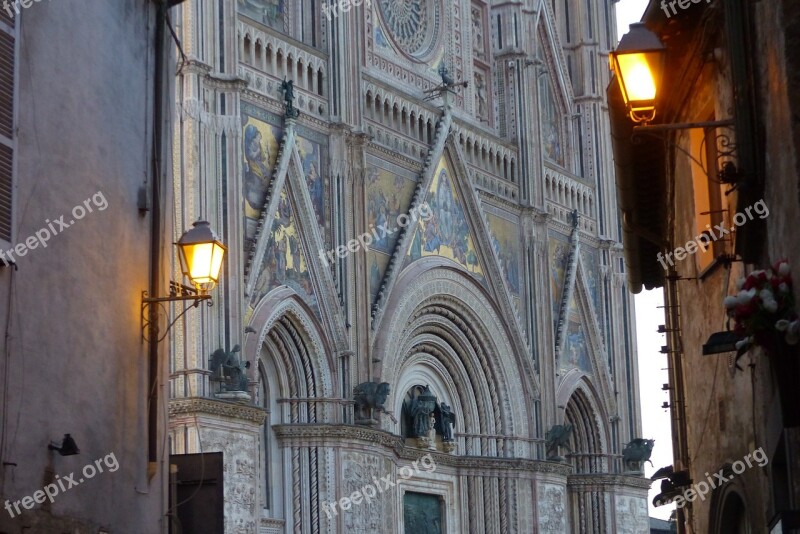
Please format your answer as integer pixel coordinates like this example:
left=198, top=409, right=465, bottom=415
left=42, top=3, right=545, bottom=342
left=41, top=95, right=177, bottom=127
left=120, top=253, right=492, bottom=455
left=617, top=52, right=657, bottom=103
left=209, top=243, right=225, bottom=283
left=186, top=242, right=215, bottom=284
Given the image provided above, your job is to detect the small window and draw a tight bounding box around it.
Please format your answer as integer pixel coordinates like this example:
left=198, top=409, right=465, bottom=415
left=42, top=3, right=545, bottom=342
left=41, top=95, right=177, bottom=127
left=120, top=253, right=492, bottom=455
left=689, top=125, right=727, bottom=273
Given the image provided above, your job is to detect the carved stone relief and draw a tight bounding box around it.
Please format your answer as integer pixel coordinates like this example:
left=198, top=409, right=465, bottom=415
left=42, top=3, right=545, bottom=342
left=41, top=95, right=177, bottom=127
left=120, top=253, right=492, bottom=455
left=614, top=495, right=649, bottom=534
left=537, top=483, right=567, bottom=534
left=203, top=428, right=260, bottom=534
left=340, top=451, right=395, bottom=533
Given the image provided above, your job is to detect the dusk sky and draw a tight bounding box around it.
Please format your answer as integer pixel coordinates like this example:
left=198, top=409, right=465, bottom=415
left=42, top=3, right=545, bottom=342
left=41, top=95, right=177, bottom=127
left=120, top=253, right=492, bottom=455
left=614, top=0, right=676, bottom=521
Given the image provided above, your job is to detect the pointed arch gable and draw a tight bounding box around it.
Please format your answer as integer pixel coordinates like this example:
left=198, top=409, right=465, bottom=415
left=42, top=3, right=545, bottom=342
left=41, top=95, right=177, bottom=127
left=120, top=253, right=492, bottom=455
left=573, top=260, right=616, bottom=414
left=284, top=146, right=348, bottom=348
left=372, top=260, right=539, bottom=456
left=374, top=138, right=527, bottom=348
left=245, top=121, right=295, bottom=291
left=246, top=138, right=347, bottom=351
left=557, top=261, right=617, bottom=417
left=536, top=5, right=576, bottom=115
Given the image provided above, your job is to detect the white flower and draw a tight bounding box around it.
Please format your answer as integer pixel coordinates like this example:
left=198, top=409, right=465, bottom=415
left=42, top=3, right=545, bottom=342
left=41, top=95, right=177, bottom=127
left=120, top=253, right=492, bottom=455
left=787, top=320, right=800, bottom=345
left=779, top=262, right=791, bottom=276
left=780, top=283, right=790, bottom=293
left=724, top=296, right=739, bottom=309
left=763, top=299, right=778, bottom=313
left=760, top=289, right=774, bottom=301
left=737, top=288, right=757, bottom=305
left=776, top=319, right=791, bottom=332
left=752, top=269, right=765, bottom=278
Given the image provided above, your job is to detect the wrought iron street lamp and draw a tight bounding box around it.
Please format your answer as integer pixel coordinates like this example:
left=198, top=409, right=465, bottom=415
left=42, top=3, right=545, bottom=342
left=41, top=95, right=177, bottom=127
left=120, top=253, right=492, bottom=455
left=176, top=220, right=227, bottom=293
left=610, top=23, right=666, bottom=124
left=142, top=220, right=226, bottom=342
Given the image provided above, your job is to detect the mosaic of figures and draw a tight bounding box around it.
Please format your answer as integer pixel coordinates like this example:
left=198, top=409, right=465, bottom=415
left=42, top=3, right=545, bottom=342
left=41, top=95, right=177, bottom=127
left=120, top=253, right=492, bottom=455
left=539, top=72, right=564, bottom=166
left=366, top=157, right=418, bottom=303
left=406, top=157, right=484, bottom=281
left=238, top=0, right=284, bottom=31
left=485, top=211, right=520, bottom=295
left=242, top=104, right=326, bottom=253
left=248, top=186, right=317, bottom=317
left=549, top=234, right=571, bottom=322
left=561, top=293, right=592, bottom=374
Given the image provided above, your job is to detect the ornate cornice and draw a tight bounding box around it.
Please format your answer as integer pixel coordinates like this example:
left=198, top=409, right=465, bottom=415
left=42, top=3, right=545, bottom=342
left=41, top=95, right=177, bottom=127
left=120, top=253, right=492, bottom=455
left=566, top=473, right=653, bottom=490
left=170, top=397, right=268, bottom=424
left=204, top=72, right=249, bottom=92
left=365, top=141, right=425, bottom=171
left=181, top=58, right=212, bottom=75
left=273, top=424, right=571, bottom=475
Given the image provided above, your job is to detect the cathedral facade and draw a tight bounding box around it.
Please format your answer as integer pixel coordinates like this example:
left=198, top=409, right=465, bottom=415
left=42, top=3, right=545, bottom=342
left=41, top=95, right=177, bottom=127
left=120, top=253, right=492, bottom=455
left=167, top=0, right=649, bottom=532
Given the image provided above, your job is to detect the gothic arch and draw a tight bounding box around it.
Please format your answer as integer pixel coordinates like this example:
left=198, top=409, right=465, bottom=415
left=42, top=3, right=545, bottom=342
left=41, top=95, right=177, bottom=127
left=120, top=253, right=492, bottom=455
left=246, top=289, right=336, bottom=529
left=245, top=287, right=337, bottom=417
left=563, top=380, right=609, bottom=467
left=373, top=258, right=538, bottom=457
left=709, top=483, right=751, bottom=534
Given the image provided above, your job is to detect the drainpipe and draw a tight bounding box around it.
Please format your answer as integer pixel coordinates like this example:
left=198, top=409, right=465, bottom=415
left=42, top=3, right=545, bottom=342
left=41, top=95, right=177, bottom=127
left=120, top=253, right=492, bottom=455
left=147, top=0, right=167, bottom=477
left=148, top=0, right=187, bottom=477
left=664, top=270, right=691, bottom=533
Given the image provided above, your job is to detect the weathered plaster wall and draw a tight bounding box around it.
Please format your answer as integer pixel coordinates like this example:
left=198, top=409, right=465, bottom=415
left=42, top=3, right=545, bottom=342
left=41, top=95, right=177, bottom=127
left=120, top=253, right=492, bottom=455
left=667, top=1, right=800, bottom=531
left=0, top=1, right=169, bottom=532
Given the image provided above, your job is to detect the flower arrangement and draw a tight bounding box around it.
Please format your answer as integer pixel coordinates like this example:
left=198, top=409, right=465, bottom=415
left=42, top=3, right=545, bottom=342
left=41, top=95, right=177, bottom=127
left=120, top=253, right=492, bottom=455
left=723, top=260, right=798, bottom=354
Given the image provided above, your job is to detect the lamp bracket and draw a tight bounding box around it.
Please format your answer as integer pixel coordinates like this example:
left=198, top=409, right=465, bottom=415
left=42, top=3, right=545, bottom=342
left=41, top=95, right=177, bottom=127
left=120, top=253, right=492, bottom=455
left=141, top=283, right=213, bottom=343
left=632, top=119, right=746, bottom=187
left=632, top=119, right=735, bottom=132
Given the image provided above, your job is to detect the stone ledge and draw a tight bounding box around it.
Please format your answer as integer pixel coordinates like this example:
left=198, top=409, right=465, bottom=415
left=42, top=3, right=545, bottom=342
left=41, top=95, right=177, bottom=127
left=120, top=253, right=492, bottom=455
left=566, top=473, right=653, bottom=490
left=273, top=423, right=572, bottom=475
left=169, top=397, right=268, bottom=424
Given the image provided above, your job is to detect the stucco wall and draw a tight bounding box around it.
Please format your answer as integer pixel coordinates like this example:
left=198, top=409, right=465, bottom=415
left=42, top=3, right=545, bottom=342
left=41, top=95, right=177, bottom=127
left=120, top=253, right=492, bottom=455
left=0, top=1, right=169, bottom=532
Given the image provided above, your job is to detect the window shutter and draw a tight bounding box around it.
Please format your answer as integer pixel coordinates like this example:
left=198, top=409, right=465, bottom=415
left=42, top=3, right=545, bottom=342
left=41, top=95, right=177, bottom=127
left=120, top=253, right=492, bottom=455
left=0, top=11, right=15, bottom=243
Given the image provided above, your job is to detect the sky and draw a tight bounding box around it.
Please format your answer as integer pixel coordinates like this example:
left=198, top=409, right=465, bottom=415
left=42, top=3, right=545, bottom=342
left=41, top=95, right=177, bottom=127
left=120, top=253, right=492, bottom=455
left=613, top=0, right=676, bottom=522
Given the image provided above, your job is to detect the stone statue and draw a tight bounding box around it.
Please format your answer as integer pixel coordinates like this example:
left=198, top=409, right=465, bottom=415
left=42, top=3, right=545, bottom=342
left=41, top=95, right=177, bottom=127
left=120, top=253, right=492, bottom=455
left=281, top=77, right=299, bottom=119
left=438, top=402, right=456, bottom=442
left=623, top=438, right=655, bottom=471
left=474, top=72, right=487, bottom=122
left=353, top=381, right=390, bottom=423
left=545, top=424, right=573, bottom=461
left=471, top=8, right=484, bottom=58
left=408, top=385, right=437, bottom=437
left=209, top=345, right=250, bottom=392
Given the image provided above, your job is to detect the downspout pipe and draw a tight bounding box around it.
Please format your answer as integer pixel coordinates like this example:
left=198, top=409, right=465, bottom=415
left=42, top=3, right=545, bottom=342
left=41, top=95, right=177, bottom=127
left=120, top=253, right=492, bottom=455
left=148, top=0, right=187, bottom=475
left=148, top=0, right=167, bottom=474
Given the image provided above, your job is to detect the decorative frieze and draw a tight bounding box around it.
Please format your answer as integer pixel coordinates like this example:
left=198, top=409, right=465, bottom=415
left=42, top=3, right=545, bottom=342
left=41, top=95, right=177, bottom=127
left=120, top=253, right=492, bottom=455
left=169, top=397, right=268, bottom=424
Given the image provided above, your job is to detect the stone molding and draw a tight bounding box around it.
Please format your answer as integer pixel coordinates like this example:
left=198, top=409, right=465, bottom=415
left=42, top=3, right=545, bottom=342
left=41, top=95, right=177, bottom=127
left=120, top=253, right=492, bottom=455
left=169, top=397, right=268, bottom=424
left=566, top=473, right=652, bottom=490
left=273, top=423, right=572, bottom=475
